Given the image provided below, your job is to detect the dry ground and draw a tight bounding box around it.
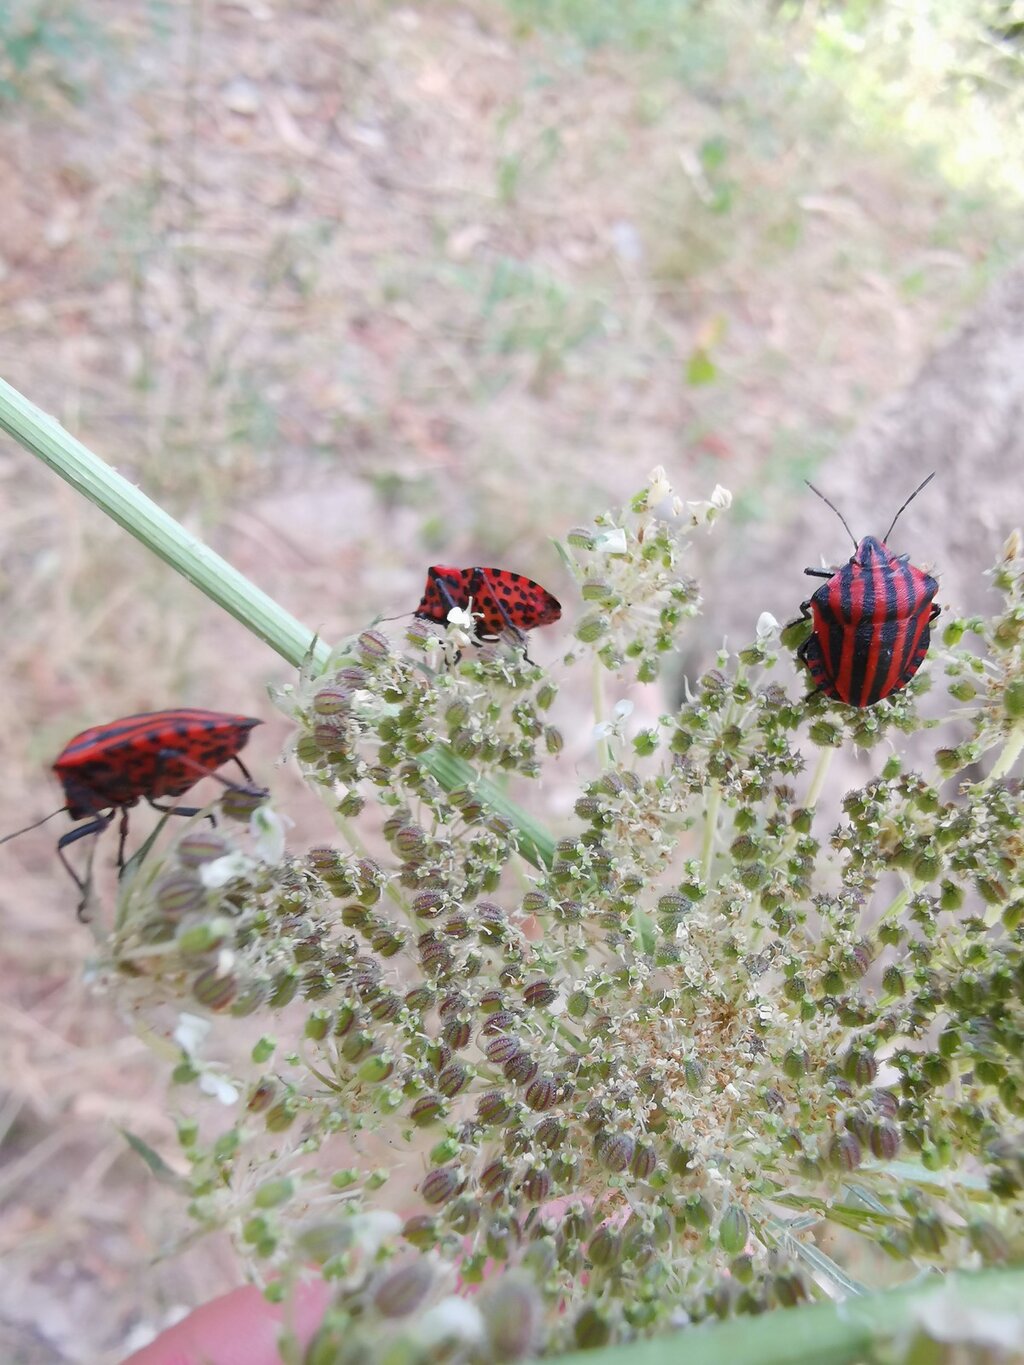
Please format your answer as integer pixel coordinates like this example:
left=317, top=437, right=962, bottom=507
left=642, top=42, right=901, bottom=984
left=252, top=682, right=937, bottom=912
left=1, top=2, right=1023, bottom=1360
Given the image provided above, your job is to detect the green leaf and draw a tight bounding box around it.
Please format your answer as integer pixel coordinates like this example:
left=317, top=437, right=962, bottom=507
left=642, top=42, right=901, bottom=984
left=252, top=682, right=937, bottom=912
left=120, top=1128, right=189, bottom=1193
left=686, top=347, right=717, bottom=386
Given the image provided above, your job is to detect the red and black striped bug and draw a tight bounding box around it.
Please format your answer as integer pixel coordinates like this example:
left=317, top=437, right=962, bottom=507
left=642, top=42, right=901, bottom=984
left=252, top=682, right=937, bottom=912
left=795, top=472, right=940, bottom=707
left=414, top=565, right=561, bottom=647
left=1, top=708, right=264, bottom=916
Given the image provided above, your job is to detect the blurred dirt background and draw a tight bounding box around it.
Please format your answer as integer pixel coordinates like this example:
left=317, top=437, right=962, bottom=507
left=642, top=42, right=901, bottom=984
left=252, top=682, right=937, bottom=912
left=2, top=1, right=1024, bottom=1360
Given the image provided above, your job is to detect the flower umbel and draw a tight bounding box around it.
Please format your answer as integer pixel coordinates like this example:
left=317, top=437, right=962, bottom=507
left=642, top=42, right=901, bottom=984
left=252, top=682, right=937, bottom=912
left=107, top=489, right=1024, bottom=1361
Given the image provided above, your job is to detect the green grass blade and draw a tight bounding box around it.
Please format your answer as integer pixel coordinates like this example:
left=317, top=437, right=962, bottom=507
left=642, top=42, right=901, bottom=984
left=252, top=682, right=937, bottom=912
left=419, top=745, right=555, bottom=870
left=553, top=1267, right=1024, bottom=1365
left=0, top=374, right=330, bottom=672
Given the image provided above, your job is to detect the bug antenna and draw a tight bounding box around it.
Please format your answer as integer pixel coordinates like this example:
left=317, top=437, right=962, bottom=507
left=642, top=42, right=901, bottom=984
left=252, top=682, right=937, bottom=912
left=0, top=807, right=66, bottom=847
left=805, top=480, right=857, bottom=552
left=883, top=471, right=936, bottom=543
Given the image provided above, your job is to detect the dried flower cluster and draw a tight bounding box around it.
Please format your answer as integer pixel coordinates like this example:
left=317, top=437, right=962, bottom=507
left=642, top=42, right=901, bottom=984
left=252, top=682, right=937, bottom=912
left=109, top=481, right=1024, bottom=1362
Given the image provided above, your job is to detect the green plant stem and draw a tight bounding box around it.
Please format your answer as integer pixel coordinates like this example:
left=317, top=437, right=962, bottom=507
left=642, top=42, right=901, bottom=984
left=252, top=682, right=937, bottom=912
left=804, top=746, right=834, bottom=809
left=0, top=374, right=557, bottom=869
left=592, top=661, right=612, bottom=769
left=989, top=722, right=1024, bottom=782
left=0, top=375, right=331, bottom=673
left=555, top=1267, right=1024, bottom=1365
left=701, top=782, right=721, bottom=884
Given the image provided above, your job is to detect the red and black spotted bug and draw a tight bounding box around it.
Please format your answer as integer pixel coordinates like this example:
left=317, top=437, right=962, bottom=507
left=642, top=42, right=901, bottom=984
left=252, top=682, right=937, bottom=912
left=1, top=708, right=264, bottom=916
left=795, top=472, right=940, bottom=707
left=414, top=565, right=561, bottom=645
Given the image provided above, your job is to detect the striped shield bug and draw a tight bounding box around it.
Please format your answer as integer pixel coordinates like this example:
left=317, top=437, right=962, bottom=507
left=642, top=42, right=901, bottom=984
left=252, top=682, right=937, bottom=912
left=794, top=472, right=940, bottom=707
left=1, top=708, right=265, bottom=916
left=414, top=565, right=561, bottom=648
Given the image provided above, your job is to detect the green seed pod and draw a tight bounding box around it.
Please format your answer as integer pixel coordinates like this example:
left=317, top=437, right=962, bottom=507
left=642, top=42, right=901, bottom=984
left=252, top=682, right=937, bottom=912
left=373, top=1258, right=434, bottom=1318
left=156, top=872, right=206, bottom=917
left=525, top=1076, right=557, bottom=1111
left=595, top=1131, right=635, bottom=1173
left=404, top=1217, right=439, bottom=1250
left=264, top=1099, right=297, bottom=1132
left=575, top=613, right=610, bottom=644
left=523, top=979, right=557, bottom=1008
left=178, top=832, right=230, bottom=867
left=522, top=1166, right=552, bottom=1204
left=968, top=1219, right=1010, bottom=1263
left=176, top=920, right=229, bottom=955
left=477, top=1091, right=511, bottom=1125
left=448, top=1196, right=481, bottom=1234
left=718, top=1205, right=749, bottom=1255
left=842, top=1048, right=878, bottom=1086
left=911, top=1211, right=947, bottom=1254
left=830, top=1131, right=862, bottom=1172
left=480, top=1159, right=510, bottom=1193
left=544, top=725, right=564, bottom=754
left=358, top=629, right=390, bottom=663
left=630, top=1142, right=657, bottom=1180
left=253, top=1177, right=294, bottom=1209
left=939, top=879, right=964, bottom=912
left=192, top=966, right=238, bottom=1012
left=869, top=1120, right=901, bottom=1160
left=587, top=1224, right=621, bottom=1267
left=410, top=1095, right=445, bottom=1127
left=1005, top=678, right=1024, bottom=718
left=421, top=1166, right=461, bottom=1206
left=438, top=1063, right=470, bottom=1098
left=246, top=1077, right=278, bottom=1113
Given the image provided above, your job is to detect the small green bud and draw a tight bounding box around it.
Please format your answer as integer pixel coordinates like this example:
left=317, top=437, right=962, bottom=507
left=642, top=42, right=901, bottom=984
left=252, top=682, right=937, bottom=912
left=1005, top=678, right=1024, bottom=718
left=718, top=1205, right=749, bottom=1255
left=576, top=613, right=610, bottom=643
left=253, top=1177, right=294, bottom=1209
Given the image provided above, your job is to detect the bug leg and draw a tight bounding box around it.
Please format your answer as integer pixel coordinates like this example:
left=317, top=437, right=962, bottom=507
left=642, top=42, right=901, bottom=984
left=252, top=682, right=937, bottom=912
left=468, top=568, right=532, bottom=659
left=929, top=603, right=941, bottom=621
left=147, top=797, right=212, bottom=826
left=117, top=807, right=130, bottom=870
left=56, top=811, right=115, bottom=920
left=233, top=756, right=256, bottom=784
left=155, top=750, right=268, bottom=804
left=803, top=568, right=834, bottom=580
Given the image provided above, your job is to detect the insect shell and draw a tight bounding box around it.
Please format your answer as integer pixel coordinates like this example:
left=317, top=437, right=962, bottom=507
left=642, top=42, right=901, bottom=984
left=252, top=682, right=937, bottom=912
left=796, top=473, right=940, bottom=707
left=2, top=708, right=263, bottom=917
left=415, top=565, right=561, bottom=641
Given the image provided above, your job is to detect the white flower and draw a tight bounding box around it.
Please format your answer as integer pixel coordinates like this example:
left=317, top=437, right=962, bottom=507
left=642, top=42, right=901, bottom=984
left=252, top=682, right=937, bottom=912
left=173, top=1012, right=211, bottom=1056
left=592, top=527, right=629, bottom=555
left=419, top=1297, right=486, bottom=1348
left=251, top=804, right=288, bottom=863
left=686, top=485, right=733, bottom=527
left=755, top=611, right=780, bottom=642
left=198, top=1072, right=240, bottom=1106
left=593, top=698, right=635, bottom=742
left=200, top=851, right=256, bottom=888
left=647, top=465, right=672, bottom=504
left=348, top=1210, right=403, bottom=1258
left=446, top=604, right=476, bottom=631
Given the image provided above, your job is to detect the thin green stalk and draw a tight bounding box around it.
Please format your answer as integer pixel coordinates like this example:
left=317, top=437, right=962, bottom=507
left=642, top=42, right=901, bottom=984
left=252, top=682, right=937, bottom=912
left=804, top=745, right=834, bottom=809
left=554, top=1266, right=1024, bottom=1365
left=0, top=374, right=557, bottom=866
left=592, top=660, right=612, bottom=770
left=0, top=375, right=331, bottom=673
left=989, top=722, right=1024, bottom=782
left=701, top=782, right=721, bottom=885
